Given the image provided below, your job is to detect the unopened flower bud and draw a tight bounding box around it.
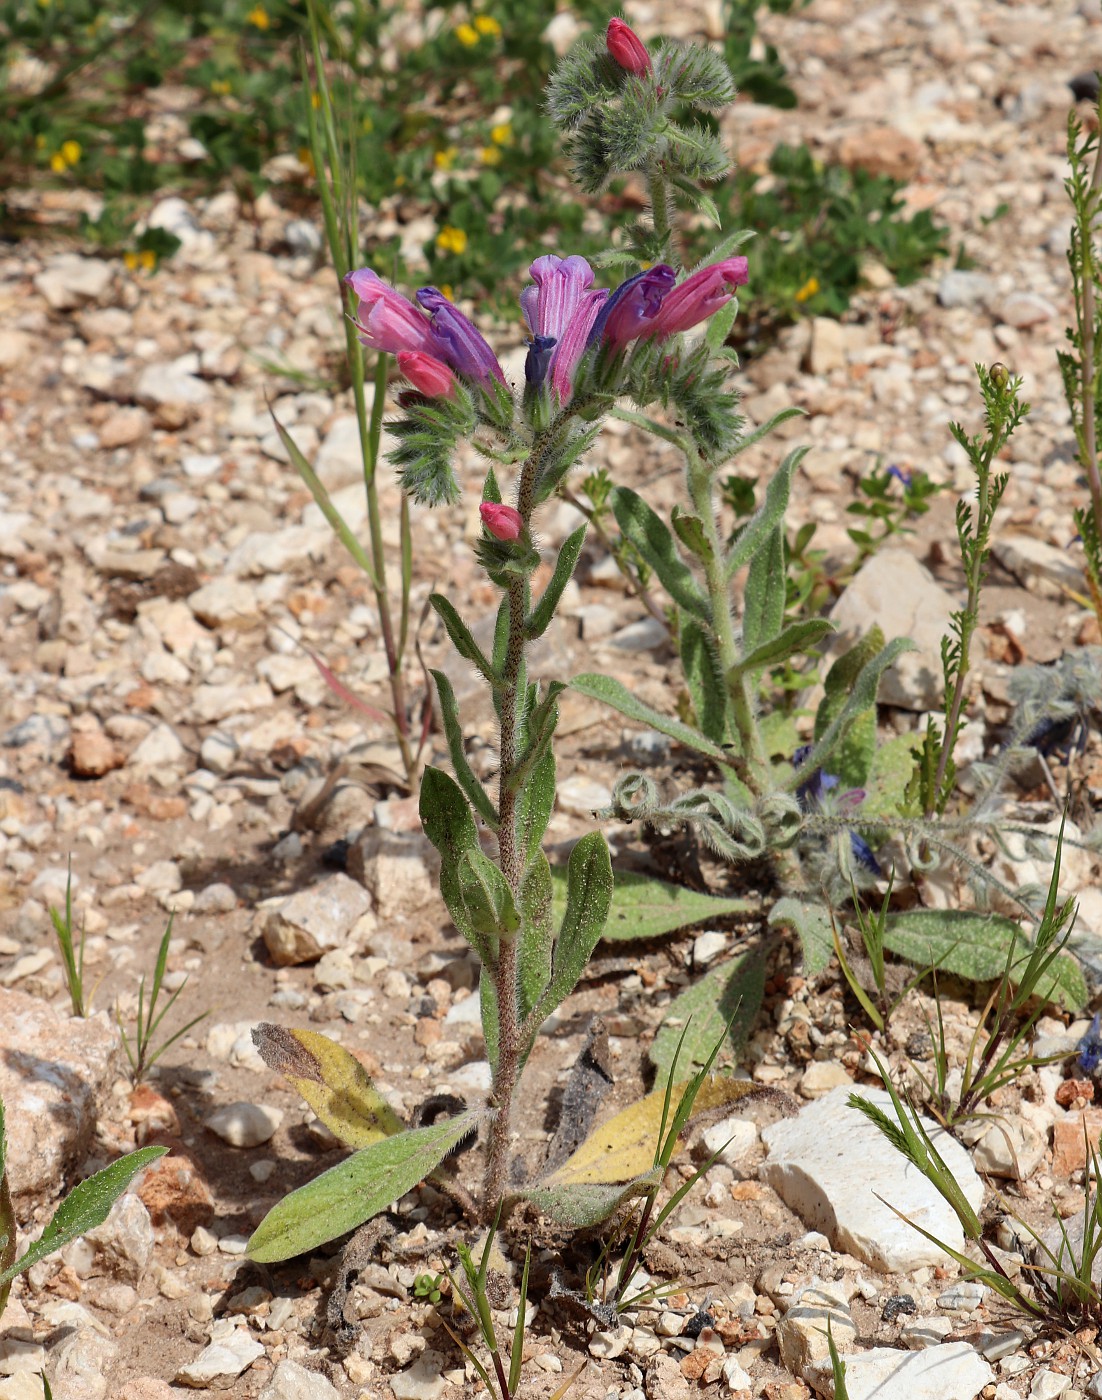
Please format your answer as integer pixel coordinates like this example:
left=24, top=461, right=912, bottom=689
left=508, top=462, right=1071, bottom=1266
left=397, top=350, right=456, bottom=398
left=606, top=18, right=652, bottom=77
left=479, top=502, right=524, bottom=542
left=989, top=361, right=1010, bottom=391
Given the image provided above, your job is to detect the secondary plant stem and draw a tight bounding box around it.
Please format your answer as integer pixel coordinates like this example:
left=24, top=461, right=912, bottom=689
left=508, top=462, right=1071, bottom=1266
left=1079, top=100, right=1102, bottom=536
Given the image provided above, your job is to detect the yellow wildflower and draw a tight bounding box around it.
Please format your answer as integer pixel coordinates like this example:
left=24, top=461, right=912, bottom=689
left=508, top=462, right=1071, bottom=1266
left=211, top=78, right=231, bottom=95
left=436, top=226, right=468, bottom=256
left=49, top=152, right=66, bottom=174
left=246, top=5, right=270, bottom=30
left=473, top=14, right=501, bottom=35
left=455, top=21, right=479, bottom=46
left=124, top=251, right=140, bottom=271
left=140, top=249, right=157, bottom=271
left=794, top=276, right=820, bottom=303
left=60, top=140, right=81, bottom=166
left=434, top=147, right=458, bottom=171
left=479, top=146, right=501, bottom=166
left=311, top=91, right=321, bottom=109
left=490, top=122, right=512, bottom=146
left=298, top=147, right=316, bottom=177
left=439, top=285, right=454, bottom=301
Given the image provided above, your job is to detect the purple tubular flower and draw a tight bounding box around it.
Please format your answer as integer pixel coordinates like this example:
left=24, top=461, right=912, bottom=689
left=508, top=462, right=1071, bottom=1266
left=587, top=265, right=676, bottom=349
left=521, top=254, right=596, bottom=340
left=549, top=288, right=608, bottom=404
left=344, top=268, right=438, bottom=355
left=640, top=257, right=749, bottom=340
left=416, top=287, right=506, bottom=385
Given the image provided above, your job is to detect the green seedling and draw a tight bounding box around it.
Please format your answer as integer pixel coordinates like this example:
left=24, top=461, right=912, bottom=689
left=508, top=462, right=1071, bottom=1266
left=117, top=917, right=209, bottom=1085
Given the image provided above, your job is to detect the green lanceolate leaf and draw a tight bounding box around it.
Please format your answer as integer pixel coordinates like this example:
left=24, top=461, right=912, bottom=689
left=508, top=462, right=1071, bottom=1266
left=526, top=524, right=587, bottom=640
left=727, top=409, right=806, bottom=462
left=703, top=297, right=739, bottom=354
left=420, top=767, right=494, bottom=960
left=741, top=523, right=785, bottom=654
left=882, top=910, right=1087, bottom=1009
left=457, top=847, right=520, bottom=939
left=680, top=618, right=728, bottom=744
left=788, top=637, right=915, bottom=785
left=519, top=1172, right=662, bottom=1229
left=571, top=673, right=731, bottom=765
left=768, top=897, right=834, bottom=977
left=430, top=594, right=498, bottom=690
left=610, top=486, right=709, bottom=620
left=726, top=447, right=807, bottom=580
left=518, top=853, right=555, bottom=1024
left=518, top=745, right=556, bottom=866
left=671, top=509, right=716, bottom=569
left=528, top=833, right=613, bottom=1038
left=735, top=618, right=834, bottom=678
left=0, top=1146, right=167, bottom=1290
left=650, top=942, right=767, bottom=1080
left=511, top=682, right=567, bottom=792
left=862, top=734, right=916, bottom=818
left=252, top=1024, right=404, bottom=1148
left=430, top=670, right=497, bottom=830
left=814, top=626, right=885, bottom=789
left=491, top=595, right=510, bottom=676
left=248, top=1112, right=482, bottom=1263
left=552, top=868, right=755, bottom=942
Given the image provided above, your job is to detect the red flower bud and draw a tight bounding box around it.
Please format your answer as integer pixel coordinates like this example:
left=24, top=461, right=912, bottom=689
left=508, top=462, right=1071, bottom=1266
left=606, top=18, right=652, bottom=77
left=479, top=502, right=524, bottom=542
left=397, top=350, right=456, bottom=398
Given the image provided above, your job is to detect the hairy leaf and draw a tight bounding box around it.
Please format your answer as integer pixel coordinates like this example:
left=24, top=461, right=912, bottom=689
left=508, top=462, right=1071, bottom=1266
left=551, top=868, right=754, bottom=942
left=571, top=673, right=731, bottom=765
left=529, top=833, right=613, bottom=1035
left=883, top=911, right=1087, bottom=1008
left=0, top=1146, right=167, bottom=1289
left=680, top=618, right=727, bottom=744
left=544, top=1077, right=761, bottom=1187
left=419, top=767, right=494, bottom=961
left=726, top=447, right=807, bottom=579
left=742, top=524, right=785, bottom=654
left=430, top=594, right=498, bottom=689
left=519, top=1171, right=662, bottom=1229
left=527, top=525, right=587, bottom=640
left=650, top=943, right=767, bottom=1079
left=611, top=487, right=708, bottom=620
left=768, top=897, right=834, bottom=976
left=430, top=670, right=497, bottom=829
left=248, top=1113, right=482, bottom=1263
left=252, top=1024, right=404, bottom=1148
left=518, top=853, right=555, bottom=1022
left=735, top=618, right=834, bottom=678
left=518, top=745, right=556, bottom=866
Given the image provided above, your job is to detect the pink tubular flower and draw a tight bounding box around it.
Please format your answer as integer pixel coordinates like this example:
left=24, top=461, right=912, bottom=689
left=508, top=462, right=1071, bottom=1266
left=520, top=254, right=596, bottom=341
left=640, top=257, right=750, bottom=340
left=550, top=287, right=608, bottom=403
left=606, top=18, right=652, bottom=77
left=344, top=268, right=438, bottom=356
left=480, top=502, right=524, bottom=541
left=397, top=350, right=456, bottom=398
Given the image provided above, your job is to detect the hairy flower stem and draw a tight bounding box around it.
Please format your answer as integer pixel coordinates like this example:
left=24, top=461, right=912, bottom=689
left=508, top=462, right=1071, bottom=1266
left=647, top=157, right=678, bottom=266
left=482, top=444, right=542, bottom=1218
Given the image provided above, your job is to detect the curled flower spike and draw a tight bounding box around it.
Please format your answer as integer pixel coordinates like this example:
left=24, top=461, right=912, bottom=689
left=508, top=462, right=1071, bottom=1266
left=480, top=502, right=524, bottom=541
left=416, top=288, right=506, bottom=386
left=606, top=17, right=652, bottom=77
left=397, top=351, right=456, bottom=398
left=641, top=257, right=749, bottom=340
left=345, top=268, right=438, bottom=356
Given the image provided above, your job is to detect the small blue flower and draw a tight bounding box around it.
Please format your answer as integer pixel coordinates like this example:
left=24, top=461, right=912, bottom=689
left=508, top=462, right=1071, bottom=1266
left=1078, top=1013, right=1102, bottom=1075
left=887, top=464, right=912, bottom=489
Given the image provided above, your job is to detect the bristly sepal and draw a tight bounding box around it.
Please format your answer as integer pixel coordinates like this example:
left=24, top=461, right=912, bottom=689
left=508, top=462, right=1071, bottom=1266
left=388, top=387, right=477, bottom=507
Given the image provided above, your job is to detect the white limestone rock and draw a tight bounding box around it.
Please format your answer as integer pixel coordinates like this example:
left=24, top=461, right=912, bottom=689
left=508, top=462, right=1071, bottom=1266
left=761, top=1086, right=984, bottom=1272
